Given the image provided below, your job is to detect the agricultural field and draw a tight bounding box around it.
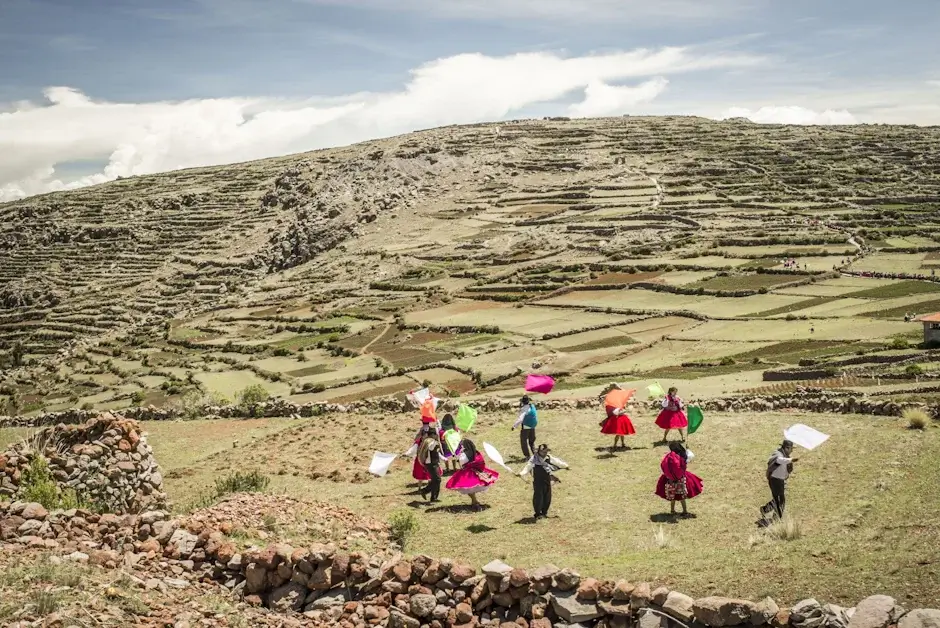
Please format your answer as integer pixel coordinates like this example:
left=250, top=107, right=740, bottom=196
left=2, top=117, right=940, bottom=414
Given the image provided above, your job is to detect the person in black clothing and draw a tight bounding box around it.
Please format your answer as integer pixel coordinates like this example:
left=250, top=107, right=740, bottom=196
left=529, top=443, right=561, bottom=520
left=762, top=439, right=797, bottom=521
left=418, top=431, right=442, bottom=502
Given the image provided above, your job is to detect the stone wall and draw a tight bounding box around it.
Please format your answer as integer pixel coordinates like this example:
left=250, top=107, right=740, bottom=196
left=0, top=413, right=167, bottom=513
left=0, top=500, right=936, bottom=628
left=2, top=389, right=939, bottom=430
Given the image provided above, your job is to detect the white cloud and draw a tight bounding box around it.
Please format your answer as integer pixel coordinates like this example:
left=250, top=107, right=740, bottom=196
left=0, top=46, right=761, bottom=201
left=719, top=106, right=858, bottom=125
left=568, top=78, right=669, bottom=118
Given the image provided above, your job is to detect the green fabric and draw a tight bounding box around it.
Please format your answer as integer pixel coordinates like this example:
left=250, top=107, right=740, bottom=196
left=688, top=406, right=704, bottom=435
left=443, top=429, right=461, bottom=453
left=647, top=382, right=665, bottom=399
left=455, top=404, right=477, bottom=432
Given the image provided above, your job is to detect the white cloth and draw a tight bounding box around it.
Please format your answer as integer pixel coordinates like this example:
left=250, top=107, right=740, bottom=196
left=368, top=452, right=397, bottom=477
left=483, top=442, right=514, bottom=473
left=784, top=424, right=830, bottom=450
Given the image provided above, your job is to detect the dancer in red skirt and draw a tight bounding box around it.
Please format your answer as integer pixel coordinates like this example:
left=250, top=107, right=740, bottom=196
left=599, top=385, right=636, bottom=450
left=411, top=423, right=433, bottom=485
left=655, top=441, right=702, bottom=517
left=655, top=386, right=688, bottom=443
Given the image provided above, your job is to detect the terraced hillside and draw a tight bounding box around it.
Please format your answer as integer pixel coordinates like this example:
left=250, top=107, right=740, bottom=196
left=3, top=116, right=940, bottom=415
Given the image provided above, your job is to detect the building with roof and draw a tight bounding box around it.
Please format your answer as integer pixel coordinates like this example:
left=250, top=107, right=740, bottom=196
left=917, top=313, right=940, bottom=345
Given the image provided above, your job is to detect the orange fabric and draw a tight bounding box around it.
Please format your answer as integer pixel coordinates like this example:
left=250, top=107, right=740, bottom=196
left=604, top=388, right=635, bottom=409
left=420, top=398, right=437, bottom=422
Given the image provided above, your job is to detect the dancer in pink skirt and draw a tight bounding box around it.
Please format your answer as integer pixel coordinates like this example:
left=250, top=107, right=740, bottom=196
left=445, top=439, right=499, bottom=511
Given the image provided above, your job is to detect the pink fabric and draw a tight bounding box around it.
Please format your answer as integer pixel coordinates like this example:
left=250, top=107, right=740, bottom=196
left=411, top=435, right=430, bottom=481
left=445, top=454, right=499, bottom=490
left=525, top=374, right=555, bottom=394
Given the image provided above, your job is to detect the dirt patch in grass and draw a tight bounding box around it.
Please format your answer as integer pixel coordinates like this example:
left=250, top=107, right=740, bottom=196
left=286, top=364, right=332, bottom=377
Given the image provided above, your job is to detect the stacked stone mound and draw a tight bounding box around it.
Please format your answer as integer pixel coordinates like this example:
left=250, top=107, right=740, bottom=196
left=0, top=499, right=937, bottom=628
left=0, top=412, right=167, bottom=513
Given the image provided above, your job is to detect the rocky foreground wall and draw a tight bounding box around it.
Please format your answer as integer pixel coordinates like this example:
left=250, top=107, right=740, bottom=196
left=2, top=389, right=938, bottom=429
left=0, top=414, right=167, bottom=513
left=0, top=498, right=937, bottom=628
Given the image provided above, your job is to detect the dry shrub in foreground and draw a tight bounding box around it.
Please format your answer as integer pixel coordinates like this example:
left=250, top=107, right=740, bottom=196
left=903, top=407, right=930, bottom=430
left=753, top=513, right=802, bottom=543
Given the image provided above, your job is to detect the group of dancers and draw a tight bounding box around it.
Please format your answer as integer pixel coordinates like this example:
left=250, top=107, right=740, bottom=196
left=407, top=384, right=703, bottom=519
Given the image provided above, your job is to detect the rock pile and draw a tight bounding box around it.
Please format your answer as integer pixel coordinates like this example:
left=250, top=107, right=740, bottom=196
left=0, top=413, right=167, bottom=513
left=0, top=498, right=937, bottom=628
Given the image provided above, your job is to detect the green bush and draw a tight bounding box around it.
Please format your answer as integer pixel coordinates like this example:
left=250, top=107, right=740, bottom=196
left=905, top=364, right=925, bottom=376
left=388, top=510, right=419, bottom=549
left=890, top=337, right=910, bottom=350
left=238, top=384, right=270, bottom=406
left=19, top=456, right=86, bottom=511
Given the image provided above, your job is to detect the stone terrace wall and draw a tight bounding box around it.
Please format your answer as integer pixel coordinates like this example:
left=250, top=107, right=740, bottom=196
left=2, top=389, right=939, bottom=429
left=0, top=500, right=936, bottom=628
left=0, top=413, right=167, bottom=513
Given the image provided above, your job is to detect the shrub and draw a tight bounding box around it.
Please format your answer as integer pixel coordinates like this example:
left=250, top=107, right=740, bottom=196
left=889, top=337, right=910, bottom=350
left=720, top=356, right=736, bottom=366
left=905, top=364, right=924, bottom=376
left=130, top=390, right=146, bottom=404
left=238, top=384, right=270, bottom=406
left=903, top=407, right=930, bottom=430
left=214, top=469, right=270, bottom=496
left=18, top=456, right=86, bottom=511
left=388, top=510, right=419, bottom=549
left=764, top=513, right=802, bottom=541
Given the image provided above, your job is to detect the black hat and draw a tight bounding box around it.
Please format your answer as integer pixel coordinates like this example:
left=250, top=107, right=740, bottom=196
left=520, top=395, right=530, bottom=406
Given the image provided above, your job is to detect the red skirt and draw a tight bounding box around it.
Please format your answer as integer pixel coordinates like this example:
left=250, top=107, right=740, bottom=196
left=601, top=413, right=636, bottom=436
left=655, top=471, right=703, bottom=501
left=412, top=456, right=430, bottom=481
left=655, top=409, right=688, bottom=430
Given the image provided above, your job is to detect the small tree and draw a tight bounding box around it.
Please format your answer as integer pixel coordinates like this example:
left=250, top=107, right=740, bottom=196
left=10, top=342, right=25, bottom=368
left=239, top=384, right=270, bottom=407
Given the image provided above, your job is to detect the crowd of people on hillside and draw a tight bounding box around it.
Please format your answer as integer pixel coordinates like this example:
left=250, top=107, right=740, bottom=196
left=404, top=384, right=796, bottom=525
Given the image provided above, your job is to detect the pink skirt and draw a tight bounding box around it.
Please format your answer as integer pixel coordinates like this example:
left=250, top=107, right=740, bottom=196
left=445, top=467, right=499, bottom=495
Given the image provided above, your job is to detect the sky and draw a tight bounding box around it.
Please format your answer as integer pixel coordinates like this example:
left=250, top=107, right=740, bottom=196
left=1, top=0, right=939, bottom=201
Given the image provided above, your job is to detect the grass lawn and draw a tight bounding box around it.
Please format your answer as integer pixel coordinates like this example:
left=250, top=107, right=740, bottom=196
left=141, top=410, right=940, bottom=607
left=870, top=298, right=940, bottom=319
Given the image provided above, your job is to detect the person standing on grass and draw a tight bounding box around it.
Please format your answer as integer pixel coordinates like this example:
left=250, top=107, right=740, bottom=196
left=526, top=443, right=562, bottom=520
left=655, top=441, right=702, bottom=518
left=765, top=439, right=797, bottom=519
left=445, top=439, right=499, bottom=511
left=411, top=423, right=434, bottom=487
left=655, top=386, right=688, bottom=443
left=600, top=385, right=636, bottom=450
left=418, top=429, right=442, bottom=502
left=512, top=395, right=538, bottom=458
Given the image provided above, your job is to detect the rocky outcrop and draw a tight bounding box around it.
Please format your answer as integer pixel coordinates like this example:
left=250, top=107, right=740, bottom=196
left=0, top=413, right=166, bottom=513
